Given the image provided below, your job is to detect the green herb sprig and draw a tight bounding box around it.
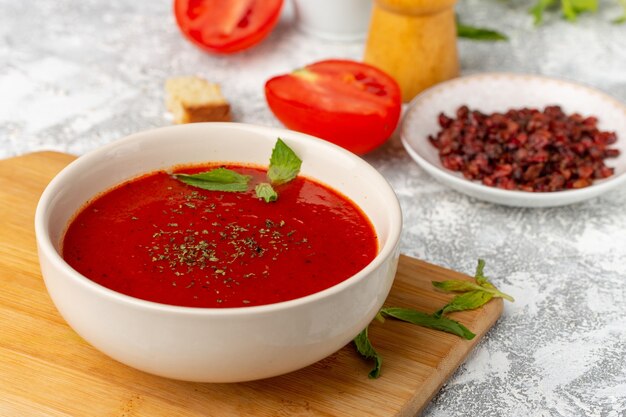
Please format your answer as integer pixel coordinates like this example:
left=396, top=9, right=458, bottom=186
left=174, top=168, right=251, bottom=192
left=353, top=327, right=383, bottom=379
left=433, top=259, right=514, bottom=317
left=456, top=20, right=508, bottom=41
left=255, top=138, right=302, bottom=202
left=459, top=0, right=625, bottom=40
left=529, top=0, right=624, bottom=24
left=173, top=138, right=301, bottom=203
left=354, top=259, right=513, bottom=379
left=254, top=183, right=278, bottom=202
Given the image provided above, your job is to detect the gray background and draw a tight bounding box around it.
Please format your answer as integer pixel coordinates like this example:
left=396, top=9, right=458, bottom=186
left=2, top=0, right=625, bottom=415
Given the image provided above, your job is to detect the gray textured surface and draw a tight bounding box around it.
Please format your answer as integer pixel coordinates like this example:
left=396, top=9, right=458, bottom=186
left=2, top=0, right=626, bottom=415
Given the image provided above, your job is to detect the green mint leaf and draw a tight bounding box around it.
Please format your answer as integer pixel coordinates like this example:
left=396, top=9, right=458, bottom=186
left=178, top=168, right=250, bottom=184
left=353, top=327, right=382, bottom=379
left=174, top=168, right=251, bottom=192
left=374, top=311, right=386, bottom=323
left=267, top=138, right=302, bottom=185
left=473, top=259, right=515, bottom=302
left=432, top=273, right=514, bottom=303
left=380, top=307, right=475, bottom=340
left=440, top=290, right=494, bottom=315
left=432, top=280, right=483, bottom=293
left=561, top=0, right=578, bottom=20
left=530, top=0, right=558, bottom=25
left=475, top=258, right=487, bottom=285
left=255, top=183, right=278, bottom=203
left=571, top=0, right=598, bottom=13
left=529, top=0, right=597, bottom=24
left=456, top=22, right=508, bottom=41
left=490, top=288, right=514, bottom=302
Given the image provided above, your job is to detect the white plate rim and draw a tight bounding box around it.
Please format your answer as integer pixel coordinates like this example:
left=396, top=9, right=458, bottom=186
left=400, top=72, right=626, bottom=208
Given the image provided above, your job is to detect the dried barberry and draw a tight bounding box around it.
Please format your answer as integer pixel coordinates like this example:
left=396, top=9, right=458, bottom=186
left=428, top=106, right=620, bottom=192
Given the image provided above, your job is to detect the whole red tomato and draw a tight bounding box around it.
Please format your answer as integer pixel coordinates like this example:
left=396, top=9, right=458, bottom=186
left=265, top=60, right=402, bottom=154
left=174, top=0, right=284, bottom=54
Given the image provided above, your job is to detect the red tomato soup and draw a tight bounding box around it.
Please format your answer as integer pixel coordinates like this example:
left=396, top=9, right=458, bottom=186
left=62, top=164, right=377, bottom=308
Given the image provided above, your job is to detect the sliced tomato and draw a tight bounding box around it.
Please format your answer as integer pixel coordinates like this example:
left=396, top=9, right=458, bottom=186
left=174, top=0, right=283, bottom=54
left=265, top=60, right=402, bottom=154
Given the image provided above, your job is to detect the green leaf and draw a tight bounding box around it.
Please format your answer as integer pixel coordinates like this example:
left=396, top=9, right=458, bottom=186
left=530, top=0, right=558, bottom=25
left=267, top=138, right=302, bottom=185
left=380, top=307, right=475, bottom=340
left=473, top=259, right=515, bottom=302
left=174, top=168, right=251, bottom=192
left=561, top=0, right=578, bottom=20
left=353, top=327, right=382, bottom=379
left=432, top=277, right=514, bottom=303
left=432, top=280, right=483, bottom=293
left=571, top=0, right=598, bottom=13
left=529, top=0, right=599, bottom=24
left=439, top=290, right=494, bottom=315
left=475, top=258, right=487, bottom=285
left=178, top=168, right=251, bottom=184
left=456, top=22, right=508, bottom=41
left=255, top=183, right=278, bottom=203
left=374, top=311, right=386, bottom=323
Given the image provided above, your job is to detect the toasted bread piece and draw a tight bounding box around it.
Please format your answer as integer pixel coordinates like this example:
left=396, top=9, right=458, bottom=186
left=166, top=76, right=232, bottom=124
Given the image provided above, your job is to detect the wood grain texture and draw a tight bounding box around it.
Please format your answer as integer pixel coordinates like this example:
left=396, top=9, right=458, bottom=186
left=0, top=152, right=503, bottom=417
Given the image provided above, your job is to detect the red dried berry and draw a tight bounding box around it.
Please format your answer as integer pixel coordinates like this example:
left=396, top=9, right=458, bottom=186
left=428, top=106, right=620, bottom=192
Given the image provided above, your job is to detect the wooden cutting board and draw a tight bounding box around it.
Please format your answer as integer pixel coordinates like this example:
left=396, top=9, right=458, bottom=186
left=0, top=152, right=502, bottom=417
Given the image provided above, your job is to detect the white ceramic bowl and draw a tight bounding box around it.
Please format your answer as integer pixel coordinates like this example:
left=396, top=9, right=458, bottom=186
left=402, top=73, right=626, bottom=207
left=35, top=123, right=402, bottom=382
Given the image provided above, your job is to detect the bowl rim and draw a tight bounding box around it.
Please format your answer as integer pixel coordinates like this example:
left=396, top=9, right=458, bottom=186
left=400, top=72, right=626, bottom=205
left=35, top=122, right=403, bottom=316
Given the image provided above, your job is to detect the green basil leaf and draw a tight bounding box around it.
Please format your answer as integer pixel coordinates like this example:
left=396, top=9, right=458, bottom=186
left=440, top=290, right=494, bottom=315
left=456, top=22, right=508, bottom=41
left=353, top=327, right=382, bottom=379
left=268, top=138, right=302, bottom=185
left=174, top=168, right=251, bottom=192
left=380, top=307, right=475, bottom=340
left=255, top=183, right=278, bottom=203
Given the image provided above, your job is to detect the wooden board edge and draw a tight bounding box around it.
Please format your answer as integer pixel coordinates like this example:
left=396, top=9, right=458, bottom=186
left=0, top=152, right=507, bottom=417
left=1, top=151, right=76, bottom=163
left=406, top=298, right=503, bottom=416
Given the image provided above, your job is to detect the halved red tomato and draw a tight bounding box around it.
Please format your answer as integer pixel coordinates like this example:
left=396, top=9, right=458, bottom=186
left=174, top=0, right=284, bottom=54
left=265, top=60, right=402, bottom=154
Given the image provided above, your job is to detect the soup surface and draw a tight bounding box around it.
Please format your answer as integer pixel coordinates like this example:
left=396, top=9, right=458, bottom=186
left=62, top=165, right=377, bottom=308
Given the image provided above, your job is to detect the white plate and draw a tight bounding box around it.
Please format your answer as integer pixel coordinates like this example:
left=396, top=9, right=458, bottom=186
left=401, top=73, right=626, bottom=207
